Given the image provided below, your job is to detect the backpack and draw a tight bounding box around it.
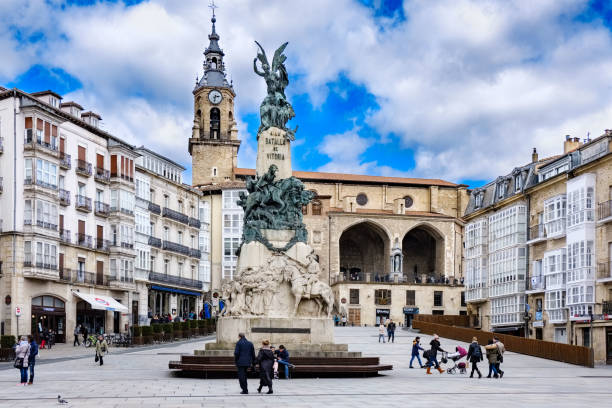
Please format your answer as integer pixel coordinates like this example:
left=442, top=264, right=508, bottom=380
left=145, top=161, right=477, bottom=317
left=472, top=344, right=482, bottom=360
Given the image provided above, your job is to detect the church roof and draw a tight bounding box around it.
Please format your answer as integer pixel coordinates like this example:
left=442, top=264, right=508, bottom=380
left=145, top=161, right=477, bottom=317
left=234, top=168, right=462, bottom=188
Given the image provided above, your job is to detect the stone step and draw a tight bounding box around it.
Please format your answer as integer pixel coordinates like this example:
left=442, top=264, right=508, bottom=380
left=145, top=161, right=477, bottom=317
left=203, top=341, right=348, bottom=352
left=194, top=349, right=362, bottom=358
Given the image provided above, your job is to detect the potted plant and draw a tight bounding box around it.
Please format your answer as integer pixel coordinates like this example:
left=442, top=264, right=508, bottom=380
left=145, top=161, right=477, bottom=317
left=181, top=321, right=190, bottom=338
left=132, top=326, right=143, bottom=345
left=197, top=319, right=206, bottom=336
left=141, top=325, right=153, bottom=345
left=152, top=323, right=163, bottom=343
left=172, top=321, right=182, bottom=339
left=0, top=335, right=16, bottom=361
left=162, top=323, right=173, bottom=342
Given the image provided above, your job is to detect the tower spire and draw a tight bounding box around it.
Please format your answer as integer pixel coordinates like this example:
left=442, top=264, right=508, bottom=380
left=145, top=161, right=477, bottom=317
left=196, top=0, right=231, bottom=89
left=205, top=0, right=223, bottom=56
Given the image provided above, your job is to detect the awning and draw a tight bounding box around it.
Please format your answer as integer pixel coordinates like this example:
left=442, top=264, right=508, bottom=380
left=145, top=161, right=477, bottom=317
left=72, top=291, right=129, bottom=312
left=150, top=285, right=202, bottom=297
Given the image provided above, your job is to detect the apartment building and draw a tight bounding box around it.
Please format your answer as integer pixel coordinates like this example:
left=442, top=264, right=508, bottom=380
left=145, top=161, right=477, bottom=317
left=464, top=135, right=612, bottom=364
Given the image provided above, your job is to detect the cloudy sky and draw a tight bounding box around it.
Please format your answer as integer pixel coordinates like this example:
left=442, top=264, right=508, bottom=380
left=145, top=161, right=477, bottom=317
left=2, top=0, right=612, bottom=187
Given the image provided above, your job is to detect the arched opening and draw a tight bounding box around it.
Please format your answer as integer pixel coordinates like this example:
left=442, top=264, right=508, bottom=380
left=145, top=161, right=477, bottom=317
left=210, top=108, right=220, bottom=139
left=195, top=109, right=202, bottom=136
left=402, top=224, right=445, bottom=283
left=339, top=222, right=390, bottom=281
left=229, top=111, right=233, bottom=121
left=31, top=295, right=66, bottom=343
left=211, top=57, right=217, bottom=70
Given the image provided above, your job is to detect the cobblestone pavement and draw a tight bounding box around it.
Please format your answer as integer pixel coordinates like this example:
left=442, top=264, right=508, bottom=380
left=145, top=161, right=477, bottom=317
left=1, top=327, right=611, bottom=408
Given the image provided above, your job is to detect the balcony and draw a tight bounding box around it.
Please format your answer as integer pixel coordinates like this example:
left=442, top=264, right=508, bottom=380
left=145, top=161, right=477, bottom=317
left=94, top=167, right=110, bottom=184
left=603, top=301, right=612, bottom=315
left=23, top=260, right=59, bottom=280
left=109, top=275, right=135, bottom=290
left=75, top=233, right=92, bottom=248
left=148, top=271, right=203, bottom=290
left=59, top=152, right=71, bottom=169
left=527, top=224, right=546, bottom=244
left=24, top=178, right=57, bottom=192
left=526, top=276, right=546, bottom=294
left=36, top=219, right=58, bottom=231
left=190, top=248, right=201, bottom=258
left=148, top=236, right=162, bottom=248
left=465, top=287, right=488, bottom=303
left=597, top=262, right=612, bottom=283
left=110, top=172, right=134, bottom=183
left=94, top=238, right=110, bottom=252
left=59, top=189, right=70, bottom=206
left=120, top=241, right=134, bottom=250
left=162, top=207, right=189, bottom=224
left=59, top=229, right=71, bottom=244
left=567, top=267, right=595, bottom=284
left=59, top=269, right=108, bottom=287
left=24, top=135, right=59, bottom=156
left=75, top=159, right=92, bottom=177
left=547, top=309, right=567, bottom=324
left=162, top=240, right=190, bottom=256
left=148, top=202, right=161, bottom=215
left=94, top=201, right=110, bottom=217
left=189, top=217, right=201, bottom=229
left=75, top=195, right=92, bottom=212
left=598, top=200, right=612, bottom=224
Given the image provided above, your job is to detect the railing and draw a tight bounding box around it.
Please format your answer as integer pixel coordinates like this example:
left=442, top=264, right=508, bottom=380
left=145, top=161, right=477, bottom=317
left=412, top=320, right=594, bottom=367
left=95, top=238, right=110, bottom=252
left=148, top=271, right=203, bottom=289
left=603, top=301, right=612, bottom=315
left=24, top=135, right=58, bottom=153
left=36, top=219, right=58, bottom=231
left=59, top=152, right=71, bottom=169
left=75, top=159, right=92, bottom=176
left=75, top=233, right=92, bottom=248
left=599, top=200, right=612, bottom=221
left=59, top=189, right=70, bottom=206
left=529, top=224, right=545, bottom=241
left=188, top=217, right=201, bottom=229
left=148, top=202, right=161, bottom=215
left=75, top=195, right=92, bottom=212
left=148, top=236, right=162, bottom=248
left=528, top=276, right=546, bottom=291
left=162, top=240, right=190, bottom=256
left=162, top=207, right=189, bottom=224
left=60, top=269, right=108, bottom=286
left=189, top=248, right=201, bottom=258
left=598, top=262, right=612, bottom=280
left=60, top=229, right=71, bottom=243
left=120, top=242, right=134, bottom=249
left=94, top=167, right=111, bottom=183
left=110, top=172, right=134, bottom=183
left=94, top=201, right=110, bottom=217
left=24, top=178, right=57, bottom=190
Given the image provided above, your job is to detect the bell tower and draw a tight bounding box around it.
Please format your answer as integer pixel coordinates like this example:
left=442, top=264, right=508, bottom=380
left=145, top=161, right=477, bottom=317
left=189, top=7, right=240, bottom=186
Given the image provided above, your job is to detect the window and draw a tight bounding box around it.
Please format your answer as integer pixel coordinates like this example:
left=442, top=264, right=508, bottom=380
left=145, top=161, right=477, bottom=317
left=514, top=175, right=522, bottom=192
left=544, top=195, right=566, bottom=236
left=24, top=200, right=32, bottom=225
left=178, top=262, right=184, bottom=277
left=34, top=200, right=58, bottom=229
left=164, top=259, right=169, bottom=274
left=432, top=310, right=444, bottom=315
left=35, top=159, right=58, bottom=188
left=474, top=193, right=483, bottom=208
left=433, top=291, right=443, bottom=307
left=497, top=182, right=506, bottom=198
left=567, top=187, right=595, bottom=227
left=199, top=202, right=210, bottom=223
left=223, top=213, right=242, bottom=234
left=164, top=195, right=169, bottom=208
left=24, top=241, right=32, bottom=265
left=582, top=328, right=591, bottom=348
left=461, top=291, right=466, bottom=306
left=349, top=289, right=360, bottom=304
left=312, top=200, right=322, bottom=216
left=404, top=196, right=414, bottom=208
left=178, top=200, right=184, bottom=213
left=110, top=259, right=117, bottom=278
left=210, top=107, right=220, bottom=139
left=374, top=289, right=391, bottom=305
left=163, top=227, right=169, bottom=241
left=356, top=193, right=368, bottom=206
left=406, top=290, right=415, bottom=305
left=223, top=190, right=244, bottom=209
left=177, top=231, right=183, bottom=245
left=25, top=159, right=33, bottom=181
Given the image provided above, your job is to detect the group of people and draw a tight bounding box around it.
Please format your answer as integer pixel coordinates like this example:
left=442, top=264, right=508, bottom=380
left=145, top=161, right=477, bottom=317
left=234, top=333, right=294, bottom=394
left=409, top=334, right=506, bottom=377
left=38, top=328, right=55, bottom=349
left=14, top=336, right=38, bottom=385
left=333, top=315, right=348, bottom=326
left=378, top=319, right=397, bottom=343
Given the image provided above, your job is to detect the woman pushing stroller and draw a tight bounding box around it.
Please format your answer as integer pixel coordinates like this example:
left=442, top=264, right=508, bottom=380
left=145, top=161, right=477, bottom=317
left=424, top=334, right=445, bottom=374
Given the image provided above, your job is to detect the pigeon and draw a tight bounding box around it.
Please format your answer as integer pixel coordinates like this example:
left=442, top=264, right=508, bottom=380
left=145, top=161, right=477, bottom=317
left=58, top=395, right=68, bottom=404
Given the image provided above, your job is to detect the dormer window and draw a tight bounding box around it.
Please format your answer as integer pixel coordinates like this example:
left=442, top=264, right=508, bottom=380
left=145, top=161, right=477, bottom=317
left=498, top=183, right=506, bottom=199
left=474, top=192, right=483, bottom=209
left=49, top=97, right=58, bottom=108
left=514, top=174, right=522, bottom=192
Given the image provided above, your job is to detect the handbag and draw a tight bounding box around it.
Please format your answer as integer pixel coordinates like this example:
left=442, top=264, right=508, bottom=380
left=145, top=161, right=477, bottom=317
left=14, top=357, right=24, bottom=369
left=95, top=354, right=99, bottom=362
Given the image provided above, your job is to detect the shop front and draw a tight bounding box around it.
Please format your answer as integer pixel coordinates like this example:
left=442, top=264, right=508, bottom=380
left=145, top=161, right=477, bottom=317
left=376, top=308, right=390, bottom=325
left=73, top=291, right=128, bottom=335
left=149, top=285, right=201, bottom=320
left=403, top=307, right=419, bottom=328
left=31, top=295, right=66, bottom=343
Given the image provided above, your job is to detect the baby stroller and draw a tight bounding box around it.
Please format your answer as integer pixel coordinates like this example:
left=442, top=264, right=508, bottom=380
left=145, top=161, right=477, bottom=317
left=443, top=346, right=467, bottom=374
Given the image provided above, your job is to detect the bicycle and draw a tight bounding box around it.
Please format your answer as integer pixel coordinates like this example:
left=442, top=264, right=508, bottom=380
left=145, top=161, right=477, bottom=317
left=84, top=334, right=98, bottom=348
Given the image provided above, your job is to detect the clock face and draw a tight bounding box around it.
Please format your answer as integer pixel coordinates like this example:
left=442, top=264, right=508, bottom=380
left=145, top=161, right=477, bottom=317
left=208, top=90, right=223, bottom=105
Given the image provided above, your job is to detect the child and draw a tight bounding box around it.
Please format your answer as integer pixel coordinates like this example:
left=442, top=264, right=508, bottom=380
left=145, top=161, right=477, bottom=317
left=270, top=346, right=280, bottom=379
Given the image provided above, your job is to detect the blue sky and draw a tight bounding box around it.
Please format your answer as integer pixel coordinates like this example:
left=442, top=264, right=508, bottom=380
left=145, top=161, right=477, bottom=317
left=3, top=0, right=612, bottom=187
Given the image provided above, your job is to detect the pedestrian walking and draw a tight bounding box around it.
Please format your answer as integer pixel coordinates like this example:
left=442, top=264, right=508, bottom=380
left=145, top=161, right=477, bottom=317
left=255, top=340, right=275, bottom=394
left=95, top=334, right=109, bottom=366
left=426, top=334, right=445, bottom=374
left=493, top=337, right=505, bottom=378
left=82, top=325, right=88, bottom=346
left=378, top=323, right=386, bottom=343
left=341, top=316, right=347, bottom=326
left=14, top=336, right=31, bottom=385
left=466, top=336, right=483, bottom=378
left=409, top=336, right=424, bottom=368
left=484, top=339, right=499, bottom=378
left=27, top=335, right=38, bottom=385
left=73, top=324, right=81, bottom=346
left=387, top=319, right=396, bottom=343
left=234, top=332, right=255, bottom=394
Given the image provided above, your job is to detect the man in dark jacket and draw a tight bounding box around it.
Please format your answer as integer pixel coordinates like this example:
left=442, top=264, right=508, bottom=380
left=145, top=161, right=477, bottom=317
left=466, top=336, right=483, bottom=378
left=387, top=320, right=396, bottom=343
left=427, top=334, right=445, bottom=374
left=234, top=333, right=255, bottom=394
left=275, top=345, right=294, bottom=379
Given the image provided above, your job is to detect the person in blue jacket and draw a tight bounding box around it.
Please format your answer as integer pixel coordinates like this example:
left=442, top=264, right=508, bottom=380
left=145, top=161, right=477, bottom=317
left=27, top=335, right=39, bottom=384
left=409, top=336, right=424, bottom=368
left=234, top=333, right=255, bottom=394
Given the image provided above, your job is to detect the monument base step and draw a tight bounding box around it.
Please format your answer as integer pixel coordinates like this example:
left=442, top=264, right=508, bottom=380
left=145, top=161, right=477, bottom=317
left=194, top=348, right=362, bottom=358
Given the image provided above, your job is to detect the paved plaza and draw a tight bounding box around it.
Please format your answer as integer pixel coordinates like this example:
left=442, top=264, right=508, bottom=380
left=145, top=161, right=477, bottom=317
left=1, top=327, right=611, bottom=408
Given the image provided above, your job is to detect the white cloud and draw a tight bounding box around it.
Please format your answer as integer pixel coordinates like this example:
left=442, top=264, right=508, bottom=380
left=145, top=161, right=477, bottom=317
left=4, top=0, right=612, bottom=183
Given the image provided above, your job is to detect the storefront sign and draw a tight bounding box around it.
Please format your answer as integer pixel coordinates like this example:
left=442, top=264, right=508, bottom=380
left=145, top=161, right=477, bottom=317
left=43, top=307, right=55, bottom=312
left=15, top=306, right=22, bottom=316
left=376, top=309, right=390, bottom=315
left=95, top=298, right=111, bottom=307
left=403, top=307, right=419, bottom=314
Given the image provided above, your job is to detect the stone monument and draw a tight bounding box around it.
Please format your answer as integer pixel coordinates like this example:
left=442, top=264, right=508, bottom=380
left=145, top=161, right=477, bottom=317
left=206, top=41, right=337, bottom=351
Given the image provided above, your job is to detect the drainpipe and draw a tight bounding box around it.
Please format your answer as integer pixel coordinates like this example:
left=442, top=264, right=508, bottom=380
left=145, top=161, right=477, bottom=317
left=12, top=91, right=17, bottom=336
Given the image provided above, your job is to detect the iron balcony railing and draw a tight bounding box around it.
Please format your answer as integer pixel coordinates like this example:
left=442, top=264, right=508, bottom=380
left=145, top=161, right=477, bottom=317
left=94, top=167, right=111, bottom=183
left=120, top=242, right=134, bottom=249
left=24, top=134, right=59, bottom=153
left=59, top=152, right=71, bottom=169
left=60, top=229, right=71, bottom=243
left=94, top=201, right=110, bottom=217
left=95, top=238, right=110, bottom=252
left=75, top=233, right=92, bottom=248
left=75, top=159, right=92, bottom=176
left=148, top=236, right=162, bottom=248
left=189, top=248, right=201, bottom=259
left=597, top=262, right=612, bottom=280
left=59, top=189, right=71, bottom=206
left=162, top=240, right=190, bottom=256
left=24, top=178, right=57, bottom=190
left=148, top=271, right=203, bottom=290
left=148, top=202, right=161, bottom=215
left=109, top=275, right=134, bottom=284
left=529, top=224, right=546, bottom=241
left=75, top=195, right=92, bottom=212
left=110, top=172, right=134, bottom=183
left=603, top=301, right=612, bottom=315
left=188, top=217, right=201, bottom=229
left=598, top=200, right=612, bottom=221
left=162, top=207, right=189, bottom=224
left=36, top=220, right=57, bottom=231
left=59, top=269, right=108, bottom=286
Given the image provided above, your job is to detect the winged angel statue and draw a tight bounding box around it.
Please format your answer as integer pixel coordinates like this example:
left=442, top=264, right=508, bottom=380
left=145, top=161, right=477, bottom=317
left=253, top=41, right=298, bottom=140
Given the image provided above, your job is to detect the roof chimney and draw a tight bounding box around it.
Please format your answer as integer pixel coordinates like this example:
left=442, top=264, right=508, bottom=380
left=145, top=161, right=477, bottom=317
left=532, top=147, right=538, bottom=163
left=563, top=135, right=582, bottom=154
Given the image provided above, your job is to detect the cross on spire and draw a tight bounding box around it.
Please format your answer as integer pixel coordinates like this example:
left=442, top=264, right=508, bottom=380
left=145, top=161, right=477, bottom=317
left=209, top=0, right=217, bottom=19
